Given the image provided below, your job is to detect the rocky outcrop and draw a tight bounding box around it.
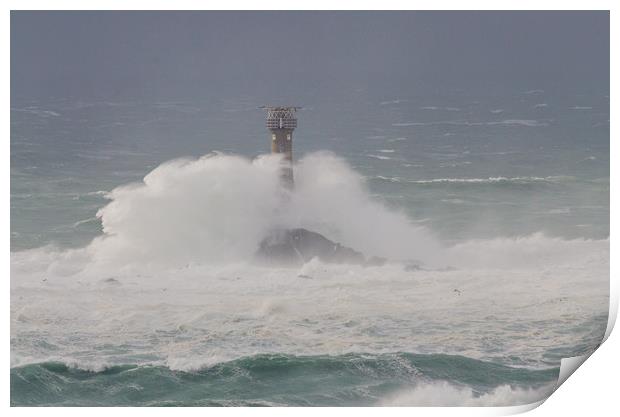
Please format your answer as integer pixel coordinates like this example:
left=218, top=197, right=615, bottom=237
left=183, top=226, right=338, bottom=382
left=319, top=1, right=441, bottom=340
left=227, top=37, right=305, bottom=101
left=256, top=228, right=386, bottom=267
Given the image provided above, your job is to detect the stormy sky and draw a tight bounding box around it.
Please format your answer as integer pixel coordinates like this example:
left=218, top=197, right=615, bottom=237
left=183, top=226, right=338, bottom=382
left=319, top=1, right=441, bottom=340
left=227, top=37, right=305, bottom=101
left=11, top=11, right=609, bottom=101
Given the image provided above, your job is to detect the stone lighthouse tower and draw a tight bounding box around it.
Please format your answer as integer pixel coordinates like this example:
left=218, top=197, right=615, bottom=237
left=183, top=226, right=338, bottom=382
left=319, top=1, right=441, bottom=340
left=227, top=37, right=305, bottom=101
left=261, top=106, right=300, bottom=188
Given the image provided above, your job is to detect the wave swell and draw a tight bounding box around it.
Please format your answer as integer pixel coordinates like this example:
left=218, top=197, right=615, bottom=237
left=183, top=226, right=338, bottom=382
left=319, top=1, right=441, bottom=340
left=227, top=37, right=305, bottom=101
left=11, top=353, right=558, bottom=407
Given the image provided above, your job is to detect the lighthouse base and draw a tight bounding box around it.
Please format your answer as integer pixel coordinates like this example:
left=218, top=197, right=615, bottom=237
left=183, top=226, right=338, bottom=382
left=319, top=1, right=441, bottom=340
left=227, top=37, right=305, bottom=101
left=255, top=228, right=386, bottom=267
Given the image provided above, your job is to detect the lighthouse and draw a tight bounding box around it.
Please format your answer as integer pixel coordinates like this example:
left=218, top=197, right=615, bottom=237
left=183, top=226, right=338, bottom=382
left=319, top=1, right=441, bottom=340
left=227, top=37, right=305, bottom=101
left=261, top=106, right=300, bottom=188
left=256, top=105, right=386, bottom=267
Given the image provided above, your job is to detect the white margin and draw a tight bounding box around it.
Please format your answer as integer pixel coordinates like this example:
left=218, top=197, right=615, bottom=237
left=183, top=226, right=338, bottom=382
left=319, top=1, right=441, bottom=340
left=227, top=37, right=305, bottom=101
left=3, top=1, right=616, bottom=416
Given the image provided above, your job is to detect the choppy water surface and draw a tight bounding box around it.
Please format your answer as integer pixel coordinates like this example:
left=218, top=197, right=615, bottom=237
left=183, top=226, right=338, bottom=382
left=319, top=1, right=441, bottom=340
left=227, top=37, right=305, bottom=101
left=10, top=91, right=609, bottom=406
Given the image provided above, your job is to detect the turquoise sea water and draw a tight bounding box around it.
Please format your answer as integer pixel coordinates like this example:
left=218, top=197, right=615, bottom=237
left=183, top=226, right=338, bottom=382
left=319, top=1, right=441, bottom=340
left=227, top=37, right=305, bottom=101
left=11, top=354, right=560, bottom=407
left=11, top=91, right=609, bottom=406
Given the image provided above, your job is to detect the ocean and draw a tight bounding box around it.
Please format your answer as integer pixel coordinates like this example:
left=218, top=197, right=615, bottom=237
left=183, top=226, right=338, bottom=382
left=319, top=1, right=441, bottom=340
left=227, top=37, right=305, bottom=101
left=10, top=90, right=609, bottom=406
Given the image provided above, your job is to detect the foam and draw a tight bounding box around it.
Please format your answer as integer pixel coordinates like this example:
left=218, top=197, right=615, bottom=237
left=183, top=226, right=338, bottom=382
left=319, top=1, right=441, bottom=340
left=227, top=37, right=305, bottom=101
left=405, top=176, right=563, bottom=185
left=12, top=151, right=440, bottom=275
left=379, top=381, right=554, bottom=406
left=420, top=106, right=461, bottom=111
left=392, top=119, right=547, bottom=127
left=11, top=107, right=61, bottom=117
left=379, top=99, right=406, bottom=106
left=10, top=151, right=609, bottom=395
left=367, top=154, right=393, bottom=160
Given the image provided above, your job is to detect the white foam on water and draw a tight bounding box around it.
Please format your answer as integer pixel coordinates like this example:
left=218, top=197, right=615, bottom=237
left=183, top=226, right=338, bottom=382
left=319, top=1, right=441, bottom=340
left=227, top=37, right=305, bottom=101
left=10, top=151, right=609, bottom=406
left=11, top=107, right=61, bottom=117
left=367, top=154, right=393, bottom=160
left=379, top=99, right=406, bottom=106
left=392, top=119, right=547, bottom=127
left=379, top=382, right=554, bottom=406
left=487, top=119, right=547, bottom=127
left=409, top=176, right=551, bottom=184
left=420, top=106, right=461, bottom=112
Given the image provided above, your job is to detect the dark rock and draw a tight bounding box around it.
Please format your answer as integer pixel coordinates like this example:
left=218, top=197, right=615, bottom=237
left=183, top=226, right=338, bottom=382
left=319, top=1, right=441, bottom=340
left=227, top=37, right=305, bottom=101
left=365, top=256, right=387, bottom=267
left=256, top=228, right=384, bottom=267
left=404, top=263, right=422, bottom=272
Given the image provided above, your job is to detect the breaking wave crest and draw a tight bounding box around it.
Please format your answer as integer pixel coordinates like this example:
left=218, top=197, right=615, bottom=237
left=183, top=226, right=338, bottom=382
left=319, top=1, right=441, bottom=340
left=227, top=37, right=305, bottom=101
left=10, top=353, right=558, bottom=407
left=392, top=119, right=548, bottom=127
left=374, top=175, right=575, bottom=185
left=379, top=381, right=553, bottom=406
left=10, top=151, right=609, bottom=407
left=12, top=151, right=440, bottom=274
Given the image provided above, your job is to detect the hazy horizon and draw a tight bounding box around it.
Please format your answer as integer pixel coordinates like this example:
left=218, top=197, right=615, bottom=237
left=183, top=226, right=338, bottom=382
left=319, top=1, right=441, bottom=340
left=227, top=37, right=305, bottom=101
left=11, top=11, right=609, bottom=102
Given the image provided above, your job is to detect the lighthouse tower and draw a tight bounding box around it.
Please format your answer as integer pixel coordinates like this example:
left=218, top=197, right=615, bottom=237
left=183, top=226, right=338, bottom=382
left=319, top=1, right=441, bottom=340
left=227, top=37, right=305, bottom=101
left=261, top=106, right=300, bottom=188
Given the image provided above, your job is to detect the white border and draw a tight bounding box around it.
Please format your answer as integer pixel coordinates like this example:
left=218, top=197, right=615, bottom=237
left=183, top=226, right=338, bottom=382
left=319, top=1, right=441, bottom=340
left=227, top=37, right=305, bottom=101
left=3, top=2, right=616, bottom=416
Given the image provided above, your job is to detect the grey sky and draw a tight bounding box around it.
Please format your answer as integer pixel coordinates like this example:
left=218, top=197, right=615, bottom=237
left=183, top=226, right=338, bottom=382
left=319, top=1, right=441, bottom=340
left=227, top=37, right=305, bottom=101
left=11, top=11, right=609, bottom=101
